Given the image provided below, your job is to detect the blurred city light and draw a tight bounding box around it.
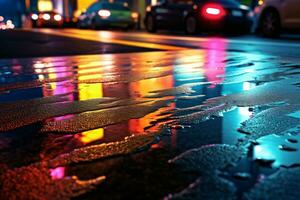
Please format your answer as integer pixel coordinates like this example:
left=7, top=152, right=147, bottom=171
left=42, top=13, right=51, bottom=21
left=54, top=14, right=62, bottom=21
left=0, top=19, right=15, bottom=30
left=38, top=0, right=53, bottom=12
left=258, top=0, right=264, bottom=6
left=131, top=12, right=139, bottom=19
left=31, top=14, right=39, bottom=20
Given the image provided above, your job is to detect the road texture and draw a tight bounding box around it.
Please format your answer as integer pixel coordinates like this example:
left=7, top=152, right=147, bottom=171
left=1, top=29, right=300, bottom=58
left=0, top=28, right=300, bottom=200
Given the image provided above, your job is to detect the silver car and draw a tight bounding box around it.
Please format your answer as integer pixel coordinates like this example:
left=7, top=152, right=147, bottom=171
left=253, top=0, right=300, bottom=37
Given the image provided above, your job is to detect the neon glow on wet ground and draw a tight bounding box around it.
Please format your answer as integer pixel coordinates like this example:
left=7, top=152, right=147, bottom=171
left=1, top=38, right=300, bottom=199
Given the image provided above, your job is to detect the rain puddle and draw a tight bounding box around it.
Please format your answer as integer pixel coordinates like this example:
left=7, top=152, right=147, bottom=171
left=253, top=126, right=300, bottom=168
left=1, top=44, right=300, bottom=199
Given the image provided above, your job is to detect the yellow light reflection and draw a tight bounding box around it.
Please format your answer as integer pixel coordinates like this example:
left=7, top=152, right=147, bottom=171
left=80, top=128, right=104, bottom=144
left=98, top=31, right=114, bottom=39
left=37, top=29, right=187, bottom=51
left=78, top=65, right=104, bottom=144
left=35, top=62, right=58, bottom=90
left=78, top=83, right=103, bottom=100
left=78, top=61, right=114, bottom=69
left=48, top=69, right=57, bottom=90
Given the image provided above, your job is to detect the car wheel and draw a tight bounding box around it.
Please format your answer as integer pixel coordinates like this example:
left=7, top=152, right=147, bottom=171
left=77, top=22, right=83, bottom=29
left=260, top=10, right=281, bottom=37
left=146, top=15, right=156, bottom=33
left=185, top=16, right=198, bottom=35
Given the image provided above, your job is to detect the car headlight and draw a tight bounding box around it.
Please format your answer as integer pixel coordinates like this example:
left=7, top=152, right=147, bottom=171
left=131, top=12, right=139, bottom=19
left=146, top=6, right=151, bottom=12
left=31, top=14, right=39, bottom=20
left=258, top=0, right=264, bottom=6
left=42, top=13, right=50, bottom=21
left=54, top=14, right=62, bottom=21
left=98, top=10, right=111, bottom=18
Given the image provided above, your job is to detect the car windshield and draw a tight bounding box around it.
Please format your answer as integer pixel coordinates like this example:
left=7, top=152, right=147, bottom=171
left=199, top=0, right=240, bottom=7
left=102, top=3, right=130, bottom=11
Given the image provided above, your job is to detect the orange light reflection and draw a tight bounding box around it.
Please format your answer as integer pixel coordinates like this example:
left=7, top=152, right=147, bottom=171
left=129, top=52, right=175, bottom=137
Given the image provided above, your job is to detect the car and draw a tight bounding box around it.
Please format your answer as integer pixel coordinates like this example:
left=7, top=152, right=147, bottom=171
left=145, top=0, right=253, bottom=34
left=252, top=0, right=300, bottom=37
left=31, top=11, right=63, bottom=28
left=77, top=2, right=139, bottom=30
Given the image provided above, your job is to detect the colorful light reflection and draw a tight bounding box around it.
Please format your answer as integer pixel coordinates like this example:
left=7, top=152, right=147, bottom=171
left=50, top=167, right=65, bottom=180
left=77, top=65, right=105, bottom=144
left=203, top=38, right=227, bottom=87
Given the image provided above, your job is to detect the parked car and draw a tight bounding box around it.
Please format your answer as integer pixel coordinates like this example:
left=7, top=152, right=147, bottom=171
left=252, top=0, right=300, bottom=37
left=145, top=0, right=253, bottom=34
left=31, top=11, right=63, bottom=28
left=77, top=2, right=139, bottom=30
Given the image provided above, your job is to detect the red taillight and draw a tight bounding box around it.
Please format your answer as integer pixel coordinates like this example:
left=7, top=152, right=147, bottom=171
left=202, top=3, right=226, bottom=20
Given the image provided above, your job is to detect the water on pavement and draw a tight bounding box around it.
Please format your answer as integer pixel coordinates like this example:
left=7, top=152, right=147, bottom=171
left=1, top=38, right=300, bottom=199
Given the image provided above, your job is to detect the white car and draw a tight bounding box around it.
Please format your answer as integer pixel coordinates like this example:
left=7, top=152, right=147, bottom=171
left=253, top=0, right=300, bottom=37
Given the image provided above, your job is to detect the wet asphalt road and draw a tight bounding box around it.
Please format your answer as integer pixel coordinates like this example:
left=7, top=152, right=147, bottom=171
left=0, top=29, right=300, bottom=200
left=1, top=29, right=300, bottom=58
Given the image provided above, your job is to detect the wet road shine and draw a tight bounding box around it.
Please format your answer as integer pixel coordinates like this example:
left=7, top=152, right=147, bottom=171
left=0, top=33, right=300, bottom=200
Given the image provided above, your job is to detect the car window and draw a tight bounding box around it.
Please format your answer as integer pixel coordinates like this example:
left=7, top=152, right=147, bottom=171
left=202, top=0, right=240, bottom=6
left=168, top=0, right=194, bottom=5
left=86, top=3, right=95, bottom=12
left=102, top=3, right=130, bottom=10
left=156, top=0, right=167, bottom=6
left=87, top=3, right=101, bottom=13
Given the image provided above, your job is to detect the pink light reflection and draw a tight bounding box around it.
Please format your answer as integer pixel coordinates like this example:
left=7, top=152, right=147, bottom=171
left=203, top=38, right=227, bottom=88
left=50, top=167, right=65, bottom=180
left=41, top=62, right=75, bottom=122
